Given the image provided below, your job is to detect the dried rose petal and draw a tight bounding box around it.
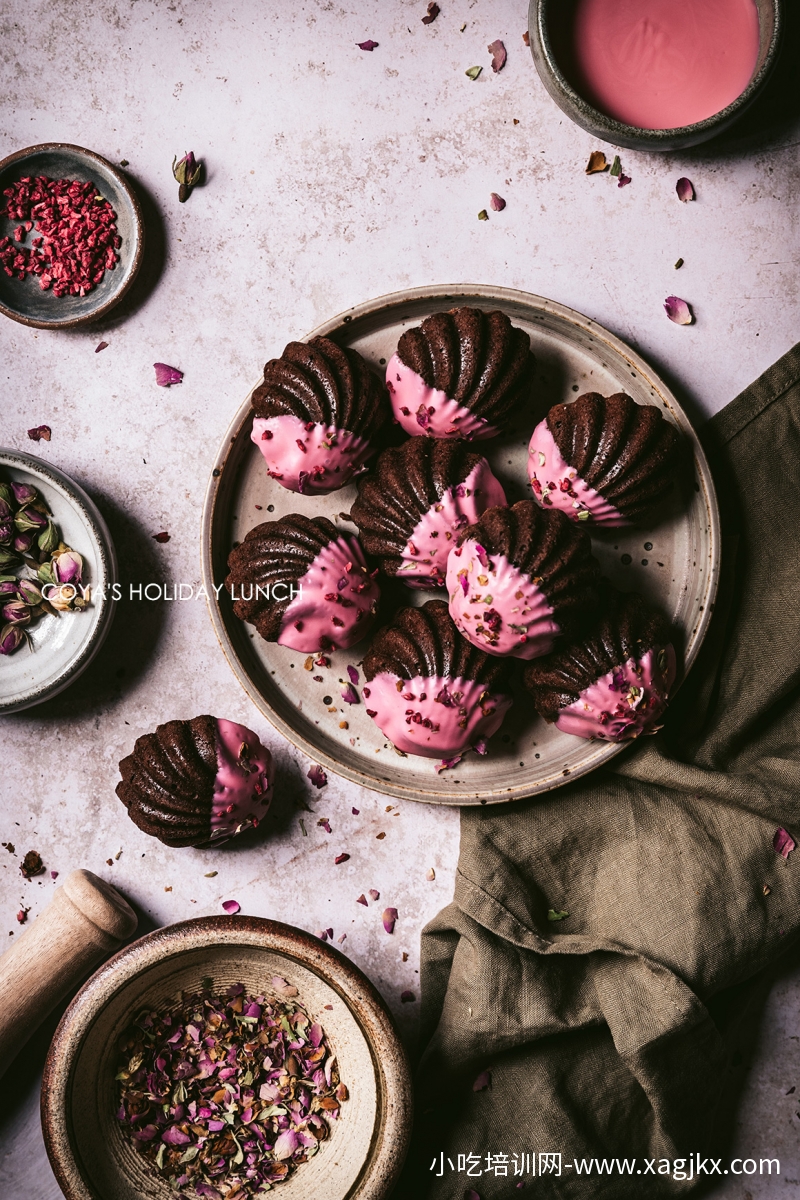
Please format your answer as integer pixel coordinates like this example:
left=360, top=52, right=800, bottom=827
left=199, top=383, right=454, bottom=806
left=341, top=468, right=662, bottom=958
left=95, top=341, right=108, bottom=353
left=473, top=1069, right=492, bottom=1091
left=382, top=907, right=398, bottom=934
left=523, top=30, right=530, bottom=46
left=586, top=151, right=608, bottom=174
left=489, top=193, right=506, bottom=211
left=400, top=990, right=416, bottom=1003
left=16, top=908, right=28, bottom=924
left=351, top=806, right=359, bottom=815
left=307, top=764, right=328, bottom=788
left=774, top=828, right=796, bottom=859
left=426, top=868, right=436, bottom=880
left=676, top=177, right=695, bottom=202
left=466, top=1191, right=481, bottom=1200
left=153, top=362, right=183, bottom=387
left=618, top=174, right=632, bottom=188
left=357, top=39, right=378, bottom=51
left=152, top=531, right=170, bottom=543
left=222, top=899, right=241, bottom=914
left=664, top=296, right=693, bottom=325
left=27, top=425, right=51, bottom=442
left=422, top=2, right=439, bottom=23
left=347, top=665, right=359, bottom=685
left=340, top=682, right=359, bottom=704
left=334, top=853, right=350, bottom=864
left=488, top=39, right=506, bottom=72
left=369, top=888, right=380, bottom=901
left=474, top=738, right=488, bottom=755
left=317, top=817, right=332, bottom=833
left=356, top=893, right=368, bottom=906
left=436, top=755, right=462, bottom=773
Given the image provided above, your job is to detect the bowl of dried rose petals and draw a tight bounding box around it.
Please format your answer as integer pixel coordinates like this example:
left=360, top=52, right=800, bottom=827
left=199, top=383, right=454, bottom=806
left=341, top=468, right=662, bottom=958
left=42, top=915, right=413, bottom=1200
left=0, top=143, right=144, bottom=329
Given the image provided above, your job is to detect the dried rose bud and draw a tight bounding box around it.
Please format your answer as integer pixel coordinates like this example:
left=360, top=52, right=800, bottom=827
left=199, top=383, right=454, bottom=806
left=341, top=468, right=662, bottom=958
left=37, top=521, right=59, bottom=555
left=14, top=506, right=47, bottom=534
left=52, top=548, right=83, bottom=585
left=0, top=483, right=13, bottom=508
left=0, top=623, right=25, bottom=655
left=13, top=530, right=34, bottom=554
left=172, top=151, right=204, bottom=202
left=2, top=600, right=30, bottom=626
left=0, top=580, right=20, bottom=600
left=0, top=520, right=13, bottom=547
left=0, top=547, right=19, bottom=570
left=17, top=579, right=43, bottom=606
left=11, top=481, right=39, bottom=508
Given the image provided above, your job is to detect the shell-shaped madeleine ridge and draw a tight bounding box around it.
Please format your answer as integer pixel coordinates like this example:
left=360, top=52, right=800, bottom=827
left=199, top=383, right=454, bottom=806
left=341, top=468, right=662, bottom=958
left=351, top=438, right=485, bottom=560
left=363, top=599, right=510, bottom=691
left=116, top=716, right=218, bottom=847
left=546, top=392, right=686, bottom=520
left=225, top=514, right=339, bottom=641
left=252, top=335, right=389, bottom=440
left=458, top=499, right=600, bottom=637
left=395, top=306, right=535, bottom=425
left=523, top=585, right=674, bottom=721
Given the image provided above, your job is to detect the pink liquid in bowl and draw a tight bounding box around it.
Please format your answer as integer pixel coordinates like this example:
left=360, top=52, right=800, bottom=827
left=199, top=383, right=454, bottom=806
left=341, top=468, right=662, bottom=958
left=553, top=0, right=761, bottom=130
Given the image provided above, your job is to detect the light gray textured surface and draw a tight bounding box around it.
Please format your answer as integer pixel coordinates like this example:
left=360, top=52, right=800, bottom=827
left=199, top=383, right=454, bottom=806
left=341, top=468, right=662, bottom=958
left=0, top=0, right=798, bottom=1195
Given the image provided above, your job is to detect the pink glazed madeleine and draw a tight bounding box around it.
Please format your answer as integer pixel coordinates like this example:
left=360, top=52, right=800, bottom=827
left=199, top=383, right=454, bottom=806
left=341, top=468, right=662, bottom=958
left=386, top=306, right=536, bottom=440
left=350, top=436, right=506, bottom=588
left=250, top=336, right=390, bottom=495
left=116, top=716, right=274, bottom=846
left=446, top=499, right=600, bottom=661
left=523, top=585, right=677, bottom=741
left=226, top=514, right=379, bottom=653
left=362, top=599, right=512, bottom=758
left=527, top=392, right=685, bottom=526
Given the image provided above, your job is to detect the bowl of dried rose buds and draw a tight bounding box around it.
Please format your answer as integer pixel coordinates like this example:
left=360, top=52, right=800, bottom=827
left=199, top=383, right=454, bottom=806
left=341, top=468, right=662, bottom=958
left=42, top=915, right=413, bottom=1200
left=0, top=448, right=117, bottom=713
left=0, top=143, right=144, bottom=329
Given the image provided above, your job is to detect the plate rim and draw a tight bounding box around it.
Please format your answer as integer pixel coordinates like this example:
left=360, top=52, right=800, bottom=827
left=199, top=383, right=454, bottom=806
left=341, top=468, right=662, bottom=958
left=0, top=447, right=118, bottom=713
left=200, top=283, right=721, bottom=805
left=0, top=142, right=145, bottom=330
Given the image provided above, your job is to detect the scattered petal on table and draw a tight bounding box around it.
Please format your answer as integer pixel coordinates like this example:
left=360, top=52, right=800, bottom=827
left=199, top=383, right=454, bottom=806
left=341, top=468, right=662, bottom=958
left=676, top=177, right=695, bottom=202
left=664, top=296, right=693, bottom=325
left=774, top=828, right=796, bottom=859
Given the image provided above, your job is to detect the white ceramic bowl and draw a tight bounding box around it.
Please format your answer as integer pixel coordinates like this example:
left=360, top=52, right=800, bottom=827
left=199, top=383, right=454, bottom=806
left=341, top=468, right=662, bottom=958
left=0, top=449, right=117, bottom=713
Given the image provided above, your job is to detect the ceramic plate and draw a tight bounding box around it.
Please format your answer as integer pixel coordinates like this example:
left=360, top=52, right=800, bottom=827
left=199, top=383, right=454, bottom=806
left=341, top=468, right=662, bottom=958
left=201, top=285, right=720, bottom=805
left=0, top=143, right=144, bottom=329
left=0, top=450, right=117, bottom=713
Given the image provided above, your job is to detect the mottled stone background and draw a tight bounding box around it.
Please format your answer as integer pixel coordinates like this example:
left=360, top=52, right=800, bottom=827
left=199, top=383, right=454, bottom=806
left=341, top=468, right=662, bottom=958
left=1, top=0, right=799, bottom=1194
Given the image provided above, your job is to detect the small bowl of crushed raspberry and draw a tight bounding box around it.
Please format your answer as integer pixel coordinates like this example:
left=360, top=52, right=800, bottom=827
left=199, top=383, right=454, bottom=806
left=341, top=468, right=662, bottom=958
left=0, top=143, right=144, bottom=329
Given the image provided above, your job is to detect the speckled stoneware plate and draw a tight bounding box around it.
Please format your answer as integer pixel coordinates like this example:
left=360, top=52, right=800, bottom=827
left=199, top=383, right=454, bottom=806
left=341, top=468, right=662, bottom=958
left=0, top=449, right=117, bottom=713
left=201, top=284, right=720, bottom=805
left=42, top=916, right=413, bottom=1200
left=0, top=143, right=143, bottom=329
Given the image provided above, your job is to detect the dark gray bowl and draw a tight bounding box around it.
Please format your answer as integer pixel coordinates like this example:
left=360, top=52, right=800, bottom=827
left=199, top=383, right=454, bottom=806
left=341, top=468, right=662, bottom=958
left=528, top=0, right=783, bottom=152
left=0, top=143, right=144, bottom=329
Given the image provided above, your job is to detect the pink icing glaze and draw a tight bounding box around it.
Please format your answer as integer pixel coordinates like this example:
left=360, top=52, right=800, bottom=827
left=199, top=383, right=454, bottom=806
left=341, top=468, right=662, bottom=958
left=364, top=672, right=512, bottom=758
left=251, top=414, right=371, bottom=495
left=554, top=0, right=760, bottom=131
left=211, top=718, right=275, bottom=841
left=396, top=459, right=507, bottom=588
left=386, top=353, right=500, bottom=440
left=555, top=644, right=677, bottom=741
left=446, top=539, right=559, bottom=660
left=278, top=534, right=379, bottom=652
left=527, top=419, right=628, bottom=527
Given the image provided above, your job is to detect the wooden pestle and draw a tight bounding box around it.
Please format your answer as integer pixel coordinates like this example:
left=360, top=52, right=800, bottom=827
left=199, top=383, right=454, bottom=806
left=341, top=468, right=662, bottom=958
left=0, top=869, right=137, bottom=1075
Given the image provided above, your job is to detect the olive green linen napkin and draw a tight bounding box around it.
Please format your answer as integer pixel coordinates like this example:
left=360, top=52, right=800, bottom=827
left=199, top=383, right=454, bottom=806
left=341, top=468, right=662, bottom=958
left=406, top=343, right=800, bottom=1198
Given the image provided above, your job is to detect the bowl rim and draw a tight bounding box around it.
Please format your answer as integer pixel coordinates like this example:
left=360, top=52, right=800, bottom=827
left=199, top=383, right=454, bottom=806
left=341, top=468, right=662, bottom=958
left=528, top=0, right=784, bottom=150
left=0, top=447, right=118, bottom=713
left=0, top=141, right=145, bottom=330
left=41, top=914, right=414, bottom=1200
